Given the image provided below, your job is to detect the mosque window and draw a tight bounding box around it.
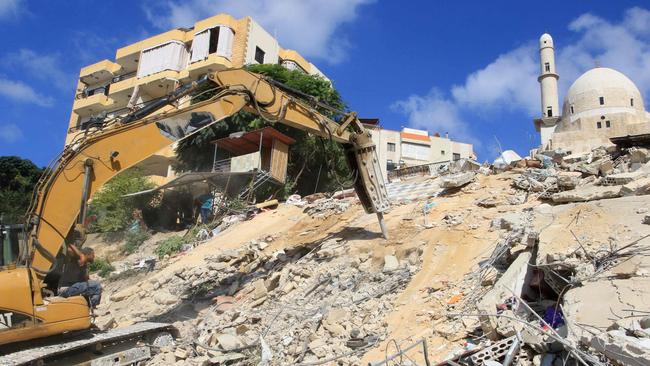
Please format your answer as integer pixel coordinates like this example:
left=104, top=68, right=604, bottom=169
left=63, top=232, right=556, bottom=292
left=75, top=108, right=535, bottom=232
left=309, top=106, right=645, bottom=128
left=631, top=98, right=634, bottom=107
left=546, top=106, right=553, bottom=117
left=606, top=120, right=611, bottom=128
left=597, top=121, right=602, bottom=129
left=599, top=96, right=605, bottom=105
left=544, top=62, right=550, bottom=72
left=570, top=105, right=574, bottom=114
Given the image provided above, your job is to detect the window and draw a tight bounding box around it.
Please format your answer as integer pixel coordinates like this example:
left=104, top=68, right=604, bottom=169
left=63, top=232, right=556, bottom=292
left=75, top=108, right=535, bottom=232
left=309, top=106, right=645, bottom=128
left=401, top=142, right=429, bottom=160
left=387, top=159, right=396, bottom=171
left=631, top=98, right=634, bottom=107
left=441, top=150, right=446, bottom=155
left=599, top=96, right=605, bottom=105
left=191, top=26, right=234, bottom=63
left=254, top=46, right=265, bottom=64
left=570, top=105, right=574, bottom=114
left=606, top=120, right=611, bottom=128
left=597, top=121, right=602, bottom=129
left=208, top=27, right=220, bottom=54
left=547, top=106, right=553, bottom=117
left=387, top=142, right=396, bottom=152
left=138, top=41, right=189, bottom=78
left=453, top=153, right=461, bottom=161
left=544, top=62, right=550, bottom=72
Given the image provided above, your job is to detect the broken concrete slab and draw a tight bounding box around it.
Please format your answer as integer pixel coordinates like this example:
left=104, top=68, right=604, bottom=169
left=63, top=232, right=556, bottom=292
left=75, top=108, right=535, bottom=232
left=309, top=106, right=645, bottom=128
left=477, top=252, right=532, bottom=340
left=602, top=171, right=647, bottom=186
left=582, top=329, right=650, bottom=366
left=620, top=177, right=650, bottom=196
left=383, top=255, right=400, bottom=272
left=563, top=278, right=650, bottom=342
left=551, top=185, right=621, bottom=203
left=556, top=171, right=582, bottom=189
left=629, top=147, right=650, bottom=164
left=441, top=172, right=476, bottom=188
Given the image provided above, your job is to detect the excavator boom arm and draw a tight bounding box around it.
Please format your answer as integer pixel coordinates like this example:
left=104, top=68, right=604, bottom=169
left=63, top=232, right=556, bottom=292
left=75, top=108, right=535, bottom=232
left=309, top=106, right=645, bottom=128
left=26, top=68, right=390, bottom=284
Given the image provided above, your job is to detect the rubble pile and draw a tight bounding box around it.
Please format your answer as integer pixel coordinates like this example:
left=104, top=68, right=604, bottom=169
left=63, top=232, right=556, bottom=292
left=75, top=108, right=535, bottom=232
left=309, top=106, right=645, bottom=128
left=510, top=146, right=650, bottom=204
left=86, top=144, right=650, bottom=366
left=303, top=197, right=352, bottom=218
left=101, top=232, right=417, bottom=365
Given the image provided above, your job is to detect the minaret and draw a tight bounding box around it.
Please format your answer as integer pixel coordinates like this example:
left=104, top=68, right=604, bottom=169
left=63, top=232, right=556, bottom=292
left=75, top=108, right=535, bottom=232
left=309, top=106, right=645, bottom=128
left=537, top=33, right=560, bottom=147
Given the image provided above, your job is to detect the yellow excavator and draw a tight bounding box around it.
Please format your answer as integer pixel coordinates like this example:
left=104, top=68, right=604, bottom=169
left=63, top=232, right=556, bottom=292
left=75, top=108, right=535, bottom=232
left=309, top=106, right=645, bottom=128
left=0, top=68, right=389, bottom=364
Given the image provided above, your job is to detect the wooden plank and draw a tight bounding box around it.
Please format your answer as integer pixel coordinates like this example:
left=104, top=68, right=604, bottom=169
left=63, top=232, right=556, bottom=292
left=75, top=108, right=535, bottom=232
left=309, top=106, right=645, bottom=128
left=270, top=139, right=289, bottom=183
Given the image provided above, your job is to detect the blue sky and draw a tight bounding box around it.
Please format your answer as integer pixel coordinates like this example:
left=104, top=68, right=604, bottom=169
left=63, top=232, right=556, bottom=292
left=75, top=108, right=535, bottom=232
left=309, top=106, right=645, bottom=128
left=1, top=0, right=649, bottom=166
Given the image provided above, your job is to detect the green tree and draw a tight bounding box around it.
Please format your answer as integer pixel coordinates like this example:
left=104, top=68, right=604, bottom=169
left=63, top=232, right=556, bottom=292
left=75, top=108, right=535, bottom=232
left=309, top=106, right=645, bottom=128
left=88, top=169, right=154, bottom=232
left=175, top=64, right=352, bottom=197
left=0, top=156, right=43, bottom=223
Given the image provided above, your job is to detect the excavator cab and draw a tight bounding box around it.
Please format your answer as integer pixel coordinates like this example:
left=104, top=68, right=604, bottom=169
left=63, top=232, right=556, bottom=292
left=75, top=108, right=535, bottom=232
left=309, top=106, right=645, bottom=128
left=0, top=223, right=25, bottom=268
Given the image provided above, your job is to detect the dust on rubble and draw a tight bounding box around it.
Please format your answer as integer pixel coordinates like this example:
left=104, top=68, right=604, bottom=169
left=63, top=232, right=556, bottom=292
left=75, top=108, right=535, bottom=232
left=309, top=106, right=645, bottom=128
left=90, top=146, right=650, bottom=365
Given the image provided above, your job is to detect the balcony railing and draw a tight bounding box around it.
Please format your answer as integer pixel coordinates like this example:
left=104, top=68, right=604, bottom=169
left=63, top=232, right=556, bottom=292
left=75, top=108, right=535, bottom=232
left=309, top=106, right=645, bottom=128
left=212, top=158, right=232, bottom=173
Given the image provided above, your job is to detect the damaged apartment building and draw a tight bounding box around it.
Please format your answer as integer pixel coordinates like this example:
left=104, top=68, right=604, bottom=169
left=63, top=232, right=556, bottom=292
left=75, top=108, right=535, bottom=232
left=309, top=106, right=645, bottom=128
left=63, top=13, right=331, bottom=221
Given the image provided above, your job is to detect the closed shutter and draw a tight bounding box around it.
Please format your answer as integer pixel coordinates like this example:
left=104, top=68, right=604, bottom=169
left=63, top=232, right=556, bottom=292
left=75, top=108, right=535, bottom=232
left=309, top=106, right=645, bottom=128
left=401, top=143, right=430, bottom=161
left=190, top=29, right=210, bottom=63
left=137, top=41, right=188, bottom=78
left=216, top=27, right=234, bottom=59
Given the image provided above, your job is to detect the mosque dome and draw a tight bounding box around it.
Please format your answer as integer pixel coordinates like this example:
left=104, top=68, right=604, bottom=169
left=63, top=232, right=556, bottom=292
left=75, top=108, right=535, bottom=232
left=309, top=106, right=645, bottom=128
left=559, top=67, right=645, bottom=128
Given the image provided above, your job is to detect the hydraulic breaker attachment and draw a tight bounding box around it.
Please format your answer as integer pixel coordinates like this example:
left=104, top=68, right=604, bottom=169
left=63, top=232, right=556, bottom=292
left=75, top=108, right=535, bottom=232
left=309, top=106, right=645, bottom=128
left=346, top=130, right=391, bottom=239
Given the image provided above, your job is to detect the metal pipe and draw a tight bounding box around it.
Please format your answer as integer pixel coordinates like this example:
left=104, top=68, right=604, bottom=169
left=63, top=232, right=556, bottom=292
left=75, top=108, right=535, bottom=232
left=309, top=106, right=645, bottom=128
left=212, top=143, right=218, bottom=172
left=78, top=159, right=94, bottom=225
left=258, top=130, right=264, bottom=170
left=502, top=331, right=521, bottom=366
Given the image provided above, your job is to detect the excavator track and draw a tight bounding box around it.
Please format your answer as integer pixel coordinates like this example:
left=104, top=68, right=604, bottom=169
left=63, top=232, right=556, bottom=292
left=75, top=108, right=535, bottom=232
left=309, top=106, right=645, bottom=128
left=1, top=322, right=173, bottom=366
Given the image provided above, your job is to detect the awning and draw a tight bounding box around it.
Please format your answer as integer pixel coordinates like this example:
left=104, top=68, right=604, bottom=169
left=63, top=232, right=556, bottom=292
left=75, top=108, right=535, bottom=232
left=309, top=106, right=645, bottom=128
left=211, top=127, right=296, bottom=155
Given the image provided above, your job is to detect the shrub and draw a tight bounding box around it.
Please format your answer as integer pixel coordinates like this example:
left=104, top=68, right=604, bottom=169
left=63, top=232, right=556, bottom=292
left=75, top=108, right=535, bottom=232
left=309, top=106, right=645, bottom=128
left=88, top=168, right=154, bottom=233
left=88, top=258, right=115, bottom=278
left=154, top=235, right=186, bottom=258
left=123, top=229, right=151, bottom=254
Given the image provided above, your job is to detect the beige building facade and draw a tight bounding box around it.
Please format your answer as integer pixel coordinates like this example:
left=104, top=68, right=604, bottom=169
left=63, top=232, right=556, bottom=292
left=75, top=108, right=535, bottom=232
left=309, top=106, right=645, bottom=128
left=67, top=13, right=329, bottom=146
left=534, top=33, right=650, bottom=153
left=364, top=123, right=475, bottom=178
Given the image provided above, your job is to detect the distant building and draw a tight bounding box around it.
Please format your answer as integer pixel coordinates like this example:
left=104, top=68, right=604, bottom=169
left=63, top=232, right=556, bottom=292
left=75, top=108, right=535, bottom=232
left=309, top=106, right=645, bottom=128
left=534, top=33, right=650, bottom=153
left=361, top=119, right=475, bottom=178
left=68, top=13, right=329, bottom=185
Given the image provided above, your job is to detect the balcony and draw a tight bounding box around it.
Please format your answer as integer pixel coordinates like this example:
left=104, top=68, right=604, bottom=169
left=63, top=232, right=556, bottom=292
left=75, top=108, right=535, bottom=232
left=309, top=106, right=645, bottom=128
left=73, top=93, right=115, bottom=117
left=188, top=53, right=232, bottom=78
left=79, top=60, right=122, bottom=85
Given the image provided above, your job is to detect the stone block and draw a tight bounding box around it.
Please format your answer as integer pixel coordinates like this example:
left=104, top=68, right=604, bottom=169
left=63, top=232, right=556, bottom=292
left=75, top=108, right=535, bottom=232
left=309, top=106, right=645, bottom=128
left=551, top=185, right=621, bottom=203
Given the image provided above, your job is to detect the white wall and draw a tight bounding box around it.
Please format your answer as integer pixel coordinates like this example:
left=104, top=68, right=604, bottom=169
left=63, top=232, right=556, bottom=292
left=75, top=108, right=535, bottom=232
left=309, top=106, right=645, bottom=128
left=245, top=19, right=279, bottom=65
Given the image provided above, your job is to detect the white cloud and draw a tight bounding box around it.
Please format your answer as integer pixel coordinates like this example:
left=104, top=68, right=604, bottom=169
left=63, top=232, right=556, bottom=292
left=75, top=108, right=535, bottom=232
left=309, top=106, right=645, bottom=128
left=451, top=45, right=540, bottom=115
left=0, top=123, right=23, bottom=143
left=2, top=49, right=71, bottom=90
left=0, top=78, right=54, bottom=106
left=391, top=89, right=479, bottom=147
left=0, top=0, right=23, bottom=20
left=392, top=6, right=650, bottom=157
left=142, top=0, right=374, bottom=63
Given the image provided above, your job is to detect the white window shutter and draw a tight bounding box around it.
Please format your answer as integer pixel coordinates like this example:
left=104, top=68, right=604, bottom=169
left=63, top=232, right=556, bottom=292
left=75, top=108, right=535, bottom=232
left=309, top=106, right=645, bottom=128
left=216, top=27, right=234, bottom=59
left=137, top=41, right=188, bottom=78
left=190, top=30, right=210, bottom=63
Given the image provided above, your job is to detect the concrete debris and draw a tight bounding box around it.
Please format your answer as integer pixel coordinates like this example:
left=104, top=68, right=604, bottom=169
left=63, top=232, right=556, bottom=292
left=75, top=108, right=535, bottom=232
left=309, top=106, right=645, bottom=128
left=382, top=255, right=400, bottom=272
left=303, top=197, right=352, bottom=218
left=87, top=143, right=650, bottom=366
left=551, top=184, right=621, bottom=203
left=441, top=172, right=476, bottom=188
